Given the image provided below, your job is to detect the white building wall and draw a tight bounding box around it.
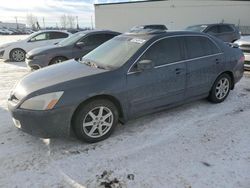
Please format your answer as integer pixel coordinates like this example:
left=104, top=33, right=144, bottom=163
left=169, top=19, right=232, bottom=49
left=95, top=0, right=250, bottom=32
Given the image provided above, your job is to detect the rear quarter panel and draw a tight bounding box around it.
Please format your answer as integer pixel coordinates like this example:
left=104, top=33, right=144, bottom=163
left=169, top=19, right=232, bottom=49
left=218, top=39, right=244, bottom=84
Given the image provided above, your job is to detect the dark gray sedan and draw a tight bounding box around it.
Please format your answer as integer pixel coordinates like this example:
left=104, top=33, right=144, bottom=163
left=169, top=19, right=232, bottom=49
left=8, top=30, right=244, bottom=143
left=25, top=30, right=120, bottom=70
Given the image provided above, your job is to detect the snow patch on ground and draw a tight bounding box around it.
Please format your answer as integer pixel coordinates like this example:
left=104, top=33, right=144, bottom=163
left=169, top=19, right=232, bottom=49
left=0, top=35, right=250, bottom=188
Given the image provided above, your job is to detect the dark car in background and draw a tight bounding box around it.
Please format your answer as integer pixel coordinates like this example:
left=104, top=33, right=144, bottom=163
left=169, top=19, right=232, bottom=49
left=186, top=23, right=241, bottom=42
left=130, top=24, right=168, bottom=32
left=8, top=30, right=244, bottom=143
left=25, top=30, right=120, bottom=70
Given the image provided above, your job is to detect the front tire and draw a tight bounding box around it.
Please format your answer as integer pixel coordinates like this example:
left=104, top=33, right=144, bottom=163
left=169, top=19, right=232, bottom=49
left=49, top=56, right=67, bottom=65
left=73, top=99, right=119, bottom=143
left=10, top=48, right=26, bottom=62
left=208, top=73, right=232, bottom=103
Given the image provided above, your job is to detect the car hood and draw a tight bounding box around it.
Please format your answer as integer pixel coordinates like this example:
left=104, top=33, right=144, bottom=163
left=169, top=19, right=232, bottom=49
left=13, top=59, right=107, bottom=100
left=0, top=41, right=17, bottom=48
left=27, top=45, right=61, bottom=56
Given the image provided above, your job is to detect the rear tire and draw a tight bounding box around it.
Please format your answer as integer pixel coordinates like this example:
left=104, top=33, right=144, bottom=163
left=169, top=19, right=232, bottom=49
left=10, top=48, right=26, bottom=62
left=208, top=73, right=232, bottom=103
left=73, top=99, right=119, bottom=143
left=49, top=56, right=67, bottom=65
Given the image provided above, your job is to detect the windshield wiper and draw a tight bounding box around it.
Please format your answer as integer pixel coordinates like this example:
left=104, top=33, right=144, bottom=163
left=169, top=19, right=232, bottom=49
left=82, top=59, right=106, bottom=70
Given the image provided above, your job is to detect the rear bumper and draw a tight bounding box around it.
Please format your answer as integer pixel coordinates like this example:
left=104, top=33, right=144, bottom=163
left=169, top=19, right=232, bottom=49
left=8, top=101, right=75, bottom=138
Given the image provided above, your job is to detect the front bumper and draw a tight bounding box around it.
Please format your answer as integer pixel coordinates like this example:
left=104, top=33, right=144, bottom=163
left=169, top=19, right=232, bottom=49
left=25, top=55, right=51, bottom=69
left=8, top=101, right=75, bottom=138
left=25, top=58, right=42, bottom=70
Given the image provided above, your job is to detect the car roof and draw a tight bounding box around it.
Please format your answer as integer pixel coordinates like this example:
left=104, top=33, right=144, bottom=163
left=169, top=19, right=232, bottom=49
left=34, top=30, right=71, bottom=34
left=190, top=23, right=235, bottom=27
left=76, top=29, right=121, bottom=35
left=123, top=30, right=210, bottom=40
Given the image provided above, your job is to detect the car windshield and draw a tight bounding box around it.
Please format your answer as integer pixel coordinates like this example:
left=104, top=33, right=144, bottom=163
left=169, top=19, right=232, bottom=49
left=80, top=36, right=147, bottom=70
left=58, top=32, right=85, bottom=46
left=186, top=25, right=208, bottom=32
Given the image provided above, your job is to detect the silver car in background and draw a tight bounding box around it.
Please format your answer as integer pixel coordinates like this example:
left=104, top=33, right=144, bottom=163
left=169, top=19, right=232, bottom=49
left=235, top=35, right=250, bottom=70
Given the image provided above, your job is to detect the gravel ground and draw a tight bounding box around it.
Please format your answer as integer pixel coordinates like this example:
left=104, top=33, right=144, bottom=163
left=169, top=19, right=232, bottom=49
left=0, top=36, right=250, bottom=188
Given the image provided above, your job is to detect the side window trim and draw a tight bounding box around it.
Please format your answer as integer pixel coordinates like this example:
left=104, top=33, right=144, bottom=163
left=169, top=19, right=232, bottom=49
left=127, top=34, right=222, bottom=74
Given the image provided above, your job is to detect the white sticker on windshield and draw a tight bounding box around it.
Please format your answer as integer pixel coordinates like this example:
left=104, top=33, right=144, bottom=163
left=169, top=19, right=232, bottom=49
left=130, top=38, right=146, bottom=44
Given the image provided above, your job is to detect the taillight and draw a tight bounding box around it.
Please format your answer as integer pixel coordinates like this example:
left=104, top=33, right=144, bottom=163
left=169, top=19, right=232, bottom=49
left=239, top=56, right=245, bottom=63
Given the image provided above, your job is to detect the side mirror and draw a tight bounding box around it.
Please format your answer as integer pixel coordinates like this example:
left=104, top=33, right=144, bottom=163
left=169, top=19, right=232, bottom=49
left=137, top=59, right=154, bottom=71
left=75, top=41, right=85, bottom=48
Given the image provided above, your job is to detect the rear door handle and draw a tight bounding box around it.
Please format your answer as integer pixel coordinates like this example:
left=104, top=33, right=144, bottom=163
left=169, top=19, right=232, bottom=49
left=215, top=58, right=221, bottom=64
left=175, top=68, right=184, bottom=74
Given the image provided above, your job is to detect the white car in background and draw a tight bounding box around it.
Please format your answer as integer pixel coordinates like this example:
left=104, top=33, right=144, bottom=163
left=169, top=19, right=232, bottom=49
left=234, top=35, right=250, bottom=70
left=0, top=30, right=71, bottom=62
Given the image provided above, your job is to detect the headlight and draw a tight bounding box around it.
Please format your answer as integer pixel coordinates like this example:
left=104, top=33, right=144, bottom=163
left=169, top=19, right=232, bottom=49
left=20, top=91, right=64, bottom=110
left=0, top=44, right=10, bottom=50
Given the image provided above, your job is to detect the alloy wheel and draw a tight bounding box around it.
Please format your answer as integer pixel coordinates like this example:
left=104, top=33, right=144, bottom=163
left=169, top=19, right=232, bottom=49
left=215, top=77, right=230, bottom=100
left=12, top=49, right=25, bottom=62
left=82, top=106, right=114, bottom=138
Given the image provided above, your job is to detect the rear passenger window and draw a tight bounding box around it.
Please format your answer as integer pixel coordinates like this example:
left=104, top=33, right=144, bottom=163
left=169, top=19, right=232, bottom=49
left=219, top=25, right=234, bottom=33
left=83, top=34, right=116, bottom=46
left=185, top=36, right=220, bottom=59
left=140, top=37, right=183, bottom=66
left=49, top=32, right=69, bottom=39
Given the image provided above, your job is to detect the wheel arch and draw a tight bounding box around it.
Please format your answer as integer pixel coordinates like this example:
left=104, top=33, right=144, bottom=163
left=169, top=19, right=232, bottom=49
left=71, top=94, right=125, bottom=130
left=220, top=71, right=235, bottom=90
left=49, top=56, right=68, bottom=65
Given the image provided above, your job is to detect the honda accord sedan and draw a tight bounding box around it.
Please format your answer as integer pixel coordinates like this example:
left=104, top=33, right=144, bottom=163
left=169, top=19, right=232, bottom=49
left=8, top=30, right=244, bottom=143
left=25, top=30, right=120, bottom=70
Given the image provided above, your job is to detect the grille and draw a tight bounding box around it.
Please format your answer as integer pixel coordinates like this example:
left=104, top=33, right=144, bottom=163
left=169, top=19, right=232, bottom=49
left=245, top=61, right=250, bottom=65
left=240, top=44, right=250, bottom=48
left=240, top=44, right=250, bottom=53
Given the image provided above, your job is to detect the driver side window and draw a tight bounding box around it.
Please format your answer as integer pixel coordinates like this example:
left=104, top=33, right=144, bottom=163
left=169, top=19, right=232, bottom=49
left=30, top=33, right=49, bottom=42
left=131, top=37, right=182, bottom=72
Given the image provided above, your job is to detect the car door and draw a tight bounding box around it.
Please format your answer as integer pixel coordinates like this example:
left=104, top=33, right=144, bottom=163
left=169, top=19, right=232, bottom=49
left=72, top=33, right=117, bottom=59
left=47, top=32, right=69, bottom=45
left=26, top=32, right=51, bottom=51
left=184, top=36, right=223, bottom=98
left=126, top=37, right=187, bottom=116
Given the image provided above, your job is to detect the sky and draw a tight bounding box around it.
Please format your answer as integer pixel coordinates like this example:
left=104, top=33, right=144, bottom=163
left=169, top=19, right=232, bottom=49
left=0, top=0, right=139, bottom=28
